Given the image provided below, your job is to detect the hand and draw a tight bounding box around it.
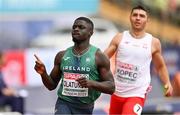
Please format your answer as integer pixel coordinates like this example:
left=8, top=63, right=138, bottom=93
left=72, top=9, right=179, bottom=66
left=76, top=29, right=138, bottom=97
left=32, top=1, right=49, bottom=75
left=164, top=82, right=173, bottom=97
left=76, top=77, right=92, bottom=88
left=34, top=54, right=46, bottom=75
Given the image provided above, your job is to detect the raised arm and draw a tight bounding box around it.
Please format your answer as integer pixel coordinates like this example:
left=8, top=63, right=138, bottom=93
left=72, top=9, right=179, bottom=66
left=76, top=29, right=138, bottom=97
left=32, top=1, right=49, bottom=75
left=152, top=37, right=173, bottom=97
left=104, top=33, right=122, bottom=58
left=34, top=51, right=64, bottom=90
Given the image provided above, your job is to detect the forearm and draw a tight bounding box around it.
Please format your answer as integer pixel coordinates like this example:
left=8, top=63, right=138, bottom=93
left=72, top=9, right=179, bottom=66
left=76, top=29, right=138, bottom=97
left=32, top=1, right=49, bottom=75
left=91, top=81, right=115, bottom=94
left=157, top=65, right=173, bottom=97
left=158, top=65, right=171, bottom=85
left=152, top=39, right=172, bottom=96
left=41, top=72, right=56, bottom=90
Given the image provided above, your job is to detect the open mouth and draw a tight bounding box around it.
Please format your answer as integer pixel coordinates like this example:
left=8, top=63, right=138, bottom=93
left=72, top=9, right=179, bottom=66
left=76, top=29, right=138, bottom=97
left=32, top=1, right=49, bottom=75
left=135, top=22, right=141, bottom=25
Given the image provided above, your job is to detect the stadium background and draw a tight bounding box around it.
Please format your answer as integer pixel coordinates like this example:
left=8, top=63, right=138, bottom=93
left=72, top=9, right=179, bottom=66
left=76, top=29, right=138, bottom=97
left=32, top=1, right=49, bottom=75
left=0, top=0, right=180, bottom=114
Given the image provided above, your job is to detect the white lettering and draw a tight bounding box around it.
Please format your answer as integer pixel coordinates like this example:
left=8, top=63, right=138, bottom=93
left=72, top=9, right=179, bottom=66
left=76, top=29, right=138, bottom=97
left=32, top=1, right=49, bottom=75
left=62, top=66, right=90, bottom=72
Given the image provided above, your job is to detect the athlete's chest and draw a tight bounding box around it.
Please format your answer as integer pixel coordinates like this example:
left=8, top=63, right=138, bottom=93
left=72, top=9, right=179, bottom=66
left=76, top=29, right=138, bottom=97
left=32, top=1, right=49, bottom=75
left=117, top=39, right=151, bottom=60
left=61, top=54, right=95, bottom=73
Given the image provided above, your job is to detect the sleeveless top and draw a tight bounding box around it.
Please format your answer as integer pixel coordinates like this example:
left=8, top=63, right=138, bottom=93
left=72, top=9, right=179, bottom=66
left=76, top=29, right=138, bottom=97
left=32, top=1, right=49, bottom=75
left=114, top=30, right=152, bottom=98
left=57, top=45, right=101, bottom=104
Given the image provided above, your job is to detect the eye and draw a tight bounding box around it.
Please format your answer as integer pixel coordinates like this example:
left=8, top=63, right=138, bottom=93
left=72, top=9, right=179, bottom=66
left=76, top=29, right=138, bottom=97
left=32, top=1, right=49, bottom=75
left=132, top=13, right=138, bottom=17
left=79, top=25, right=85, bottom=29
left=72, top=25, right=77, bottom=29
left=139, top=14, right=146, bottom=18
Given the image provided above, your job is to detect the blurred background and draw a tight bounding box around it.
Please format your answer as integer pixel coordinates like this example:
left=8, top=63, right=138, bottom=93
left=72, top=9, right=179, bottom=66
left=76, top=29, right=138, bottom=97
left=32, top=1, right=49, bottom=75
left=0, top=0, right=180, bottom=114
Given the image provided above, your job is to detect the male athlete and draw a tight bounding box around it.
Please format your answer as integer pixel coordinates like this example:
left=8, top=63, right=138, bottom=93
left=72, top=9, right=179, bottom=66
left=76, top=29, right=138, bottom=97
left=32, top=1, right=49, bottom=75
left=104, top=5, right=173, bottom=115
left=34, top=17, right=115, bottom=114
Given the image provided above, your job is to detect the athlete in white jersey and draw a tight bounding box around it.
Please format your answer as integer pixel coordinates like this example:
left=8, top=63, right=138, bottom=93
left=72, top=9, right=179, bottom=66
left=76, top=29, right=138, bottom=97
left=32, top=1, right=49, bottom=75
left=114, top=30, right=152, bottom=98
left=104, top=5, right=173, bottom=115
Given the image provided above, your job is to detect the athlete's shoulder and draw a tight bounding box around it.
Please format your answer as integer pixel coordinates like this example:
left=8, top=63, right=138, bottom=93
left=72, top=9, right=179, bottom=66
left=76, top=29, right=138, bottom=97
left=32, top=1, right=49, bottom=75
left=152, top=36, right=161, bottom=53
left=95, top=49, right=110, bottom=66
left=110, top=32, right=123, bottom=46
left=152, top=37, right=161, bottom=46
left=113, top=32, right=123, bottom=39
left=55, top=50, right=66, bottom=59
left=57, top=50, right=66, bottom=55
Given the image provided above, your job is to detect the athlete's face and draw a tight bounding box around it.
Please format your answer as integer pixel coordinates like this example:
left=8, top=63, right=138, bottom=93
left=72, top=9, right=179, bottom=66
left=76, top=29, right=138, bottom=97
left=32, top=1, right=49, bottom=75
left=130, top=9, right=148, bottom=31
left=72, top=20, right=92, bottom=43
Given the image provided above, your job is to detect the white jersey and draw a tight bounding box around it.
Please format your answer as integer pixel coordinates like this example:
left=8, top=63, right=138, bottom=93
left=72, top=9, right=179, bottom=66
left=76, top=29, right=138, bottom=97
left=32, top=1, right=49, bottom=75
left=114, top=30, right=152, bottom=98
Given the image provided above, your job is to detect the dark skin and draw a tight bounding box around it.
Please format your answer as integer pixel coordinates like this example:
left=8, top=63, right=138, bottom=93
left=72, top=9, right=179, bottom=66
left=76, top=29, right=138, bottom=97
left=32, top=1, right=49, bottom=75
left=34, top=19, right=115, bottom=94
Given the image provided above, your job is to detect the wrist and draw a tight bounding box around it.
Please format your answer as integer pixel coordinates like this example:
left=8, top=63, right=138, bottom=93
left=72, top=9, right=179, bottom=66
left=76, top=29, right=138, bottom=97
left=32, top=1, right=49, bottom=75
left=41, top=70, right=47, bottom=77
left=164, top=82, right=172, bottom=89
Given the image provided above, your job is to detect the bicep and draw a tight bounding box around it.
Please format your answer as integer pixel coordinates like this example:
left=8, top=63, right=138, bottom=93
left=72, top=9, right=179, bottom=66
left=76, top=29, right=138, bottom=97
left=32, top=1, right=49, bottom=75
left=152, top=38, right=165, bottom=69
left=50, top=52, right=63, bottom=84
left=99, top=67, right=114, bottom=82
left=152, top=52, right=165, bottom=69
left=96, top=51, right=113, bottom=81
left=50, top=65, right=61, bottom=84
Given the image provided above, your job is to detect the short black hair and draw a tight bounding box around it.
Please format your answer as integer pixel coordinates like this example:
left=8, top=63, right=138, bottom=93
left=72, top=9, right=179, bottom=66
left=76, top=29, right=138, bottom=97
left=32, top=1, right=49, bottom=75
left=75, top=17, right=94, bottom=30
left=131, top=5, right=149, bottom=14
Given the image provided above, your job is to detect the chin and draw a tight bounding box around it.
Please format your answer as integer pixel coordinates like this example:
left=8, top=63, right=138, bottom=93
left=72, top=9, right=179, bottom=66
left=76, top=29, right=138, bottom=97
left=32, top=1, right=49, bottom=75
left=73, top=38, right=80, bottom=43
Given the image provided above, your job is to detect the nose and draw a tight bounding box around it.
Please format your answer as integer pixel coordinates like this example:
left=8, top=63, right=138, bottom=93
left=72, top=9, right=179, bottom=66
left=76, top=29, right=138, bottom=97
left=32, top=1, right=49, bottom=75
left=136, top=15, right=140, bottom=20
left=74, top=26, right=80, bottom=31
left=74, top=27, right=78, bottom=30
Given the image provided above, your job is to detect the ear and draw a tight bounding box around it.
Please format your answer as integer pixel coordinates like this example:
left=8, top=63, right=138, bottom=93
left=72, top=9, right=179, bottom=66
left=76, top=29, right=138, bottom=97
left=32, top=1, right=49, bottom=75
left=147, top=17, right=150, bottom=22
left=89, top=31, right=93, bottom=36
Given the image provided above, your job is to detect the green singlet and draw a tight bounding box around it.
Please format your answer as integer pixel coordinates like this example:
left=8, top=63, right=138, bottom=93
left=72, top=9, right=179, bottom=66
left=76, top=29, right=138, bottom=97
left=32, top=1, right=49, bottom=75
left=57, top=45, right=101, bottom=104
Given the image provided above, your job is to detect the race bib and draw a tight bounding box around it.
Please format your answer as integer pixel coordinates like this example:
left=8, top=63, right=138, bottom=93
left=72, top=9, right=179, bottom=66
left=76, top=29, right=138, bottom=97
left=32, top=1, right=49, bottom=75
left=62, top=72, right=89, bottom=97
left=115, top=61, right=141, bottom=84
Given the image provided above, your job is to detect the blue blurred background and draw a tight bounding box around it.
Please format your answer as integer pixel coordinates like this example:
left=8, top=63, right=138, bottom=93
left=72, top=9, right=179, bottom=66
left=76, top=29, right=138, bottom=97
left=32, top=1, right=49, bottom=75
left=0, top=0, right=180, bottom=114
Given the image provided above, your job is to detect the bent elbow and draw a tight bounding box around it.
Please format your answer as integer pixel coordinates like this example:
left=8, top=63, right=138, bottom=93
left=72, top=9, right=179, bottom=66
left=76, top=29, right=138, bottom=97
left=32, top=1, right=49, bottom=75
left=46, top=86, right=56, bottom=91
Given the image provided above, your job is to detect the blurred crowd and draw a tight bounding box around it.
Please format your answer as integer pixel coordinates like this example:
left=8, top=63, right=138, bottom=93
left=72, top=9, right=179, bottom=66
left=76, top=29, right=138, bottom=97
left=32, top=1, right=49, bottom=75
left=111, top=0, right=180, bottom=26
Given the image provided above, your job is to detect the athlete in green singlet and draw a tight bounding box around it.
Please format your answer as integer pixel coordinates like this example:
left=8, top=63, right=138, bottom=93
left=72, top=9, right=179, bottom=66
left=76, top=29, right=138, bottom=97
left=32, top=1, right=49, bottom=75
left=34, top=17, right=115, bottom=115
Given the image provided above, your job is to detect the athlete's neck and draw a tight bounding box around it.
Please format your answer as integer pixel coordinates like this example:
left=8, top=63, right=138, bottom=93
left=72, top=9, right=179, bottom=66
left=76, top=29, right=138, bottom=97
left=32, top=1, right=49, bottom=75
left=73, top=44, right=90, bottom=56
left=129, top=29, right=146, bottom=39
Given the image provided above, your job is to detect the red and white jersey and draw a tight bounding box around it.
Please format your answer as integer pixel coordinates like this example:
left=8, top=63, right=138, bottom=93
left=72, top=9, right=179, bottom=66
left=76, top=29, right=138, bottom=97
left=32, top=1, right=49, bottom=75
left=114, top=30, right=152, bottom=98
